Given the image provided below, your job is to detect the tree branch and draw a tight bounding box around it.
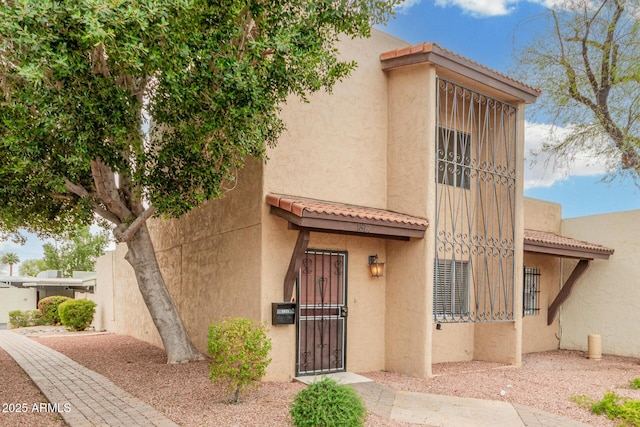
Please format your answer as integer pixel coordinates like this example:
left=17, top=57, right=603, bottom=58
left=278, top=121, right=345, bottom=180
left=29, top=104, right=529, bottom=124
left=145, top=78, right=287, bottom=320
left=113, top=206, right=157, bottom=243
left=91, top=159, right=133, bottom=222
left=63, top=178, right=122, bottom=225
left=578, top=2, right=602, bottom=99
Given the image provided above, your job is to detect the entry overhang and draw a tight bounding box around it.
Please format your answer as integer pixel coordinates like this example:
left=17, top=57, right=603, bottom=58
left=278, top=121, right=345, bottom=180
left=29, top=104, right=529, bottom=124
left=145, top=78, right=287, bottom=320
left=267, top=193, right=429, bottom=241
left=523, top=229, right=614, bottom=325
left=524, top=229, right=614, bottom=260
left=268, top=193, right=429, bottom=302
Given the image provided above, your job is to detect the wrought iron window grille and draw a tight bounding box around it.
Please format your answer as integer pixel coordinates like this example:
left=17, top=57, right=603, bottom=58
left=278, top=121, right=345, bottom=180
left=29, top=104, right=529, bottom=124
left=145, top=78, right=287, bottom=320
left=434, top=78, right=518, bottom=323
left=523, top=267, right=541, bottom=316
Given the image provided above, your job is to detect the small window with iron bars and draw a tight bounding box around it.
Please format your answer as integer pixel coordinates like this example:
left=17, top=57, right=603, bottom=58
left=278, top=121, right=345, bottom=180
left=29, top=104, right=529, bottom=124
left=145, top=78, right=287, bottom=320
left=523, top=267, right=540, bottom=316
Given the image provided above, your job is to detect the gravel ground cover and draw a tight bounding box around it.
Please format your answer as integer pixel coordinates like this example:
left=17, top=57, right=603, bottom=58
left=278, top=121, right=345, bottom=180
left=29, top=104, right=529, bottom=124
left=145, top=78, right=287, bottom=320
left=0, top=346, right=66, bottom=427
left=2, top=328, right=640, bottom=426
left=365, top=350, right=640, bottom=427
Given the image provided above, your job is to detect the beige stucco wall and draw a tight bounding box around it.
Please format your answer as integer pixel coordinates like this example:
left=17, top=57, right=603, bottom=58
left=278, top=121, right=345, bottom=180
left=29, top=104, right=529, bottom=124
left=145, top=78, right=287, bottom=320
left=385, top=61, right=434, bottom=377
left=94, top=251, right=116, bottom=332
left=94, top=158, right=264, bottom=355
left=560, top=210, right=640, bottom=357
left=0, top=287, right=37, bottom=324
left=521, top=198, right=562, bottom=353
left=521, top=253, right=561, bottom=353
left=261, top=29, right=408, bottom=380
left=524, top=198, right=562, bottom=233
left=432, top=323, right=474, bottom=363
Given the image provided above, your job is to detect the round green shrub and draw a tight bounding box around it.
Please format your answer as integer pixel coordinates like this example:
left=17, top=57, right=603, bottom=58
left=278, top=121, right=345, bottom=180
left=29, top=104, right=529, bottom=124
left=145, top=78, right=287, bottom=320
left=290, top=377, right=367, bottom=427
left=207, top=317, right=272, bottom=403
left=38, top=295, right=72, bottom=325
left=58, top=299, right=96, bottom=331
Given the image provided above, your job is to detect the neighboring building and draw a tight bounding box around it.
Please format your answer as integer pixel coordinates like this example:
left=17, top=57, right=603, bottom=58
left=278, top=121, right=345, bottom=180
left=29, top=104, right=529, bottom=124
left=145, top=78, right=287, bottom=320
left=0, top=283, right=36, bottom=326
left=0, top=270, right=97, bottom=325
left=94, top=29, right=617, bottom=381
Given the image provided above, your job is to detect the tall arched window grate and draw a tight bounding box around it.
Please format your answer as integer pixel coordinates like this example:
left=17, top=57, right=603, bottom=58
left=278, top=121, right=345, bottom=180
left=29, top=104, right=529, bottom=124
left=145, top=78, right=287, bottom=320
left=434, top=78, right=517, bottom=323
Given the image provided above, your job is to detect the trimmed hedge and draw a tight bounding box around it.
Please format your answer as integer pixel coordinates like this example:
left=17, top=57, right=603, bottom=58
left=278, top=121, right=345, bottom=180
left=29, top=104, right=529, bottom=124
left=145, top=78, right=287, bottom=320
left=38, top=296, right=72, bottom=325
left=58, top=299, right=96, bottom=331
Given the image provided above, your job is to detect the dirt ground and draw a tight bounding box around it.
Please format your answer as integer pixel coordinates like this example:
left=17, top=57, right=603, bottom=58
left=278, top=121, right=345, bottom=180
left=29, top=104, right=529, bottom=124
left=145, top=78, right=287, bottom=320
left=1, top=327, right=639, bottom=426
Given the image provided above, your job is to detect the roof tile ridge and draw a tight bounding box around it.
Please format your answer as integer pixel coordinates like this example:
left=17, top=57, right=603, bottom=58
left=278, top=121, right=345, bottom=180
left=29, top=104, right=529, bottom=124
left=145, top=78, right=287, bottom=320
left=430, top=43, right=541, bottom=94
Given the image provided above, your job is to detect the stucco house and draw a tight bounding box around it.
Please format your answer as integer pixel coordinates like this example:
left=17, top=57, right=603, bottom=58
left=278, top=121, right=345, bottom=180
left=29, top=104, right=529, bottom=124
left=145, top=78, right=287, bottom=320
left=93, top=29, right=617, bottom=381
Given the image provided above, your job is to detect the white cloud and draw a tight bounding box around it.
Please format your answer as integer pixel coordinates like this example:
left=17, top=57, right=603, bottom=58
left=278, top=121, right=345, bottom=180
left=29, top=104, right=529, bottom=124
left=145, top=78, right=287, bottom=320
left=523, top=121, right=608, bottom=189
left=425, top=0, right=592, bottom=17
left=434, top=0, right=520, bottom=17
left=396, top=0, right=423, bottom=13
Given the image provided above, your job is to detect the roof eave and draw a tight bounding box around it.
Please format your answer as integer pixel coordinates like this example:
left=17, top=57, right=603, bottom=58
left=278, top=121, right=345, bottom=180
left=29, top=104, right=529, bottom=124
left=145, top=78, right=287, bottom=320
left=524, top=241, right=614, bottom=260
left=270, top=206, right=426, bottom=241
left=380, top=44, right=540, bottom=104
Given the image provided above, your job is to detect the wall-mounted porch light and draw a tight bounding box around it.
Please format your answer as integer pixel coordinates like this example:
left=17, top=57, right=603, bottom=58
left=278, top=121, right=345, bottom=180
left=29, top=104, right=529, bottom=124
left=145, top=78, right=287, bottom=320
left=368, top=255, right=385, bottom=278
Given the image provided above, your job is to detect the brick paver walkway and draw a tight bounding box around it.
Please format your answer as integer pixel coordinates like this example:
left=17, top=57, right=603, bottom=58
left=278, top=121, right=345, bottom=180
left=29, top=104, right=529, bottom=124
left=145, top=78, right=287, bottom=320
left=0, top=330, right=177, bottom=427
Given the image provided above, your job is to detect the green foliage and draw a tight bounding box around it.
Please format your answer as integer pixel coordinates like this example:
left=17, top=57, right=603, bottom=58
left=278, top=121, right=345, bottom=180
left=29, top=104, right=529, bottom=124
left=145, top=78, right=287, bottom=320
left=58, top=299, right=96, bottom=331
left=0, top=0, right=400, bottom=237
left=1, top=252, right=20, bottom=276
left=207, top=317, right=272, bottom=403
left=631, top=379, right=640, bottom=390
left=8, top=310, right=48, bottom=328
left=1, top=252, right=20, bottom=265
left=19, top=226, right=109, bottom=277
left=38, top=296, right=72, bottom=325
left=574, top=391, right=640, bottom=426
left=591, top=392, right=640, bottom=426
left=0, top=0, right=397, bottom=358
left=18, top=259, right=49, bottom=277
left=290, top=377, right=367, bottom=427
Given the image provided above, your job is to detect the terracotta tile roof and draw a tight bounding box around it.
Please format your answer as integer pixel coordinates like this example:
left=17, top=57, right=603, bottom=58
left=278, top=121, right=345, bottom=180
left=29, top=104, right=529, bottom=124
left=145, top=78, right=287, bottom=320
left=267, top=193, right=429, bottom=227
left=380, top=42, right=541, bottom=103
left=524, top=229, right=614, bottom=259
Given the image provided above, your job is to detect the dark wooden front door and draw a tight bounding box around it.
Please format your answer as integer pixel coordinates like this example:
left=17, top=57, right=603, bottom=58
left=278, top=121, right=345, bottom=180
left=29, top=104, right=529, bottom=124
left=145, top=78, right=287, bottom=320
left=297, top=250, right=347, bottom=375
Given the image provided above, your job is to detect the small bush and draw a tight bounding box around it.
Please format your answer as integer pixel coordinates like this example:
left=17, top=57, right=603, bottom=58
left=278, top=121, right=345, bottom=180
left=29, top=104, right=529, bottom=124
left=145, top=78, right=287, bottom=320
left=29, top=310, right=48, bottom=326
left=290, top=377, right=367, bottom=427
left=8, top=310, right=49, bottom=328
left=630, top=378, right=640, bottom=390
left=38, top=296, right=72, bottom=325
left=207, top=317, right=272, bottom=403
left=8, top=310, right=29, bottom=328
left=591, top=392, right=640, bottom=426
left=575, top=392, right=640, bottom=427
left=58, top=299, right=96, bottom=331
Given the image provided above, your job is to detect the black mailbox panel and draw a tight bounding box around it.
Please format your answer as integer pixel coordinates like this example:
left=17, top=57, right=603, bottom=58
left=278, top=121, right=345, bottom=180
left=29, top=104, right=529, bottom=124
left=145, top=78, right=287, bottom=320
left=272, top=302, right=296, bottom=325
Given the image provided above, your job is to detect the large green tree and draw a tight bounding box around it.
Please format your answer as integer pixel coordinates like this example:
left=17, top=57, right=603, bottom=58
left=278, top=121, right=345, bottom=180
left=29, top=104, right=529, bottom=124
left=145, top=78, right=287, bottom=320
left=0, top=1, right=398, bottom=362
left=516, top=0, right=640, bottom=177
left=18, top=226, right=110, bottom=277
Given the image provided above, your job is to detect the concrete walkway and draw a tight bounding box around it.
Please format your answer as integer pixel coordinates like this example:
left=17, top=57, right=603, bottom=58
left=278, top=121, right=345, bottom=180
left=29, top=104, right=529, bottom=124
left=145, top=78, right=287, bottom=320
left=0, top=330, right=177, bottom=427
left=301, top=372, right=593, bottom=427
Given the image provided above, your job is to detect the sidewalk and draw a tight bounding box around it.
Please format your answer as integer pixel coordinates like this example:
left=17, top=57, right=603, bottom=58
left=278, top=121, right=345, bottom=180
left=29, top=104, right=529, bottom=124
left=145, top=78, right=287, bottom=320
left=0, top=330, right=177, bottom=427
left=301, top=372, right=593, bottom=427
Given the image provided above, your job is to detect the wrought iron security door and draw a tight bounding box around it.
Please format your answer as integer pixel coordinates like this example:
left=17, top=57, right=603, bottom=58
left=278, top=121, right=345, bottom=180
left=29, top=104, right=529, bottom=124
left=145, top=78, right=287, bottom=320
left=297, top=250, right=347, bottom=376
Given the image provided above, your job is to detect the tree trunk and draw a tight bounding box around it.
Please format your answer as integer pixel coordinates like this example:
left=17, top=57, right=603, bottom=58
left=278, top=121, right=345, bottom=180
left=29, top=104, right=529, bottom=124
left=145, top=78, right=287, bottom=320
left=124, top=222, right=203, bottom=363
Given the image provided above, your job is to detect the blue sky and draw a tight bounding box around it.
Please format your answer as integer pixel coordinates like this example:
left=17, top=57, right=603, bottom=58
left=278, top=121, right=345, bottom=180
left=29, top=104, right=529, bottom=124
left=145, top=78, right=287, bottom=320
left=380, top=0, right=640, bottom=218
left=2, top=0, right=640, bottom=273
